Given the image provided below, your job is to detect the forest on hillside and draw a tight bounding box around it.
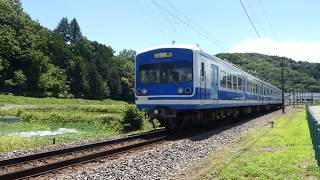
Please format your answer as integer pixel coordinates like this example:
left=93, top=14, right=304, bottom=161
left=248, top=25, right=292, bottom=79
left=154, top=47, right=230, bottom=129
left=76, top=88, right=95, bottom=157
left=216, top=53, right=320, bottom=92
left=0, top=0, right=319, bottom=103
left=0, top=0, right=135, bottom=101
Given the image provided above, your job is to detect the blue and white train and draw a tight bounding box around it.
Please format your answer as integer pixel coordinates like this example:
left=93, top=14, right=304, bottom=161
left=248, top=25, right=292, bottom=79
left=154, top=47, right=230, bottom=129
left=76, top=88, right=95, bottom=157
left=135, top=45, right=282, bottom=129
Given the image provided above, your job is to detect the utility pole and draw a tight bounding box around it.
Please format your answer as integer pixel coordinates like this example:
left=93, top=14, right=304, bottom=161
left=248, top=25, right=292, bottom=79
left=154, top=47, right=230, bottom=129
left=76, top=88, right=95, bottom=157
left=293, top=86, right=295, bottom=108
left=281, top=58, right=285, bottom=113
left=302, top=91, right=304, bottom=105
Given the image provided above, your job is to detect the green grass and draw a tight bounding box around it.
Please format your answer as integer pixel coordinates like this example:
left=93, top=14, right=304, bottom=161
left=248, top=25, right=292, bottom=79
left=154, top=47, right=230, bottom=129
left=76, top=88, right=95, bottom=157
left=0, top=122, right=117, bottom=152
left=0, top=94, right=127, bottom=106
left=201, top=110, right=320, bottom=179
left=0, top=95, right=156, bottom=153
left=0, top=119, right=155, bottom=153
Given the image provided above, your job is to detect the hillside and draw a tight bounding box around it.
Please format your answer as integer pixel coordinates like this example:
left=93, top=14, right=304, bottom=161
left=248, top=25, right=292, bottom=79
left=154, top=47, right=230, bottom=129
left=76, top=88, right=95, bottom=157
left=0, top=0, right=135, bottom=101
left=216, top=53, right=320, bottom=92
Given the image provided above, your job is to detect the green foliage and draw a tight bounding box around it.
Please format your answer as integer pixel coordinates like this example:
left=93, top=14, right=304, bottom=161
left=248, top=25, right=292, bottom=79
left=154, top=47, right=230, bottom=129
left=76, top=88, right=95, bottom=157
left=0, top=94, right=127, bottom=105
left=0, top=95, right=155, bottom=152
left=69, top=18, right=82, bottom=43
left=0, top=1, right=135, bottom=101
left=53, top=17, right=70, bottom=42
left=4, top=69, right=26, bottom=88
left=216, top=53, right=320, bottom=92
left=38, top=64, right=69, bottom=97
left=121, top=106, right=144, bottom=132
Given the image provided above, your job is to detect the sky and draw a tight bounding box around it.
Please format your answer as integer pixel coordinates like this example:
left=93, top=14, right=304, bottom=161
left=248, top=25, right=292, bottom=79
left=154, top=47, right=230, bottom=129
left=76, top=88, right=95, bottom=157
left=21, top=0, right=320, bottom=63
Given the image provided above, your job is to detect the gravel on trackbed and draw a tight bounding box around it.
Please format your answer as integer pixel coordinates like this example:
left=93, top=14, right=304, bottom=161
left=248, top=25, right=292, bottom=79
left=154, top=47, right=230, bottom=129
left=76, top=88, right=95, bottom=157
left=0, top=108, right=297, bottom=179
left=57, top=108, right=296, bottom=180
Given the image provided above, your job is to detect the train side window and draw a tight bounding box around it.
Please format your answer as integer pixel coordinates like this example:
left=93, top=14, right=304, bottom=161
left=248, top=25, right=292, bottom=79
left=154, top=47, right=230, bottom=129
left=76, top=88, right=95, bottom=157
left=220, top=70, right=226, bottom=88
left=232, top=75, right=237, bottom=90
left=251, top=83, right=254, bottom=93
left=227, top=73, right=232, bottom=89
left=201, top=62, right=205, bottom=81
left=238, top=77, right=242, bottom=91
left=252, top=83, right=255, bottom=94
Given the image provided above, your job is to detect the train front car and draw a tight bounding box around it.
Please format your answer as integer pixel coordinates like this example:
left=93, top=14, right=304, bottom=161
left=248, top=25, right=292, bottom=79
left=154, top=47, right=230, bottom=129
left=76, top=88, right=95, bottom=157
left=135, top=45, right=198, bottom=129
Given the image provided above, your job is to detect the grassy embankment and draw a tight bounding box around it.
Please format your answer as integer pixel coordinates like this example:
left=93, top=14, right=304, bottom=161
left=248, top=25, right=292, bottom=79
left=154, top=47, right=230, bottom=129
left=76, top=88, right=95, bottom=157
left=0, top=95, right=154, bottom=153
left=185, top=109, right=320, bottom=179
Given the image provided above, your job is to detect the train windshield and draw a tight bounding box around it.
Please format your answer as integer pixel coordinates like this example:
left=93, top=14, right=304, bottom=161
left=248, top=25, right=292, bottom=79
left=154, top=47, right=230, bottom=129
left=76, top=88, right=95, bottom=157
left=138, top=61, right=192, bottom=84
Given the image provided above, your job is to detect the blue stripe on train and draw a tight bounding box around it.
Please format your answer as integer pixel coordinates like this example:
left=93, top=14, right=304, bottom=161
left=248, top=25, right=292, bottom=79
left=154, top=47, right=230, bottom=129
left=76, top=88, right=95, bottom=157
left=146, top=87, right=263, bottom=101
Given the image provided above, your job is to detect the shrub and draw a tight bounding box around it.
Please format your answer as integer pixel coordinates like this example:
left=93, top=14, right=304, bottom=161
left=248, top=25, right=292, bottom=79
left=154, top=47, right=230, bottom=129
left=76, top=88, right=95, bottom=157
left=121, top=107, right=144, bottom=132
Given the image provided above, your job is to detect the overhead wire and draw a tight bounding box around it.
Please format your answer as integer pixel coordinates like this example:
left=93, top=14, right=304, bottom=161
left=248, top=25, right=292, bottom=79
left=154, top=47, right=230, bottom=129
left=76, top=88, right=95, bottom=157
left=161, top=0, right=193, bottom=43
left=163, top=0, right=226, bottom=50
left=239, top=0, right=261, bottom=38
left=135, top=0, right=170, bottom=40
left=240, top=0, right=275, bottom=56
left=153, top=1, right=187, bottom=43
left=258, top=0, right=278, bottom=40
left=244, top=0, right=269, bottom=38
left=150, top=0, right=227, bottom=52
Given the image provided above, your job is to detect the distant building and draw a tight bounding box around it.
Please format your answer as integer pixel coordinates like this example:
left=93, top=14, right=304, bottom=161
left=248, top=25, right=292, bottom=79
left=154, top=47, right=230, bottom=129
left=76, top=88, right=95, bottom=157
left=285, top=92, right=320, bottom=102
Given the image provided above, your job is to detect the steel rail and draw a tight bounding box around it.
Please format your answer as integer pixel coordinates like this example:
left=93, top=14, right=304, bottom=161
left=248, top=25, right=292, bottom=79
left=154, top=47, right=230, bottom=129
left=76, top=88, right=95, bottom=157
left=0, top=136, right=167, bottom=180
left=0, top=128, right=166, bottom=168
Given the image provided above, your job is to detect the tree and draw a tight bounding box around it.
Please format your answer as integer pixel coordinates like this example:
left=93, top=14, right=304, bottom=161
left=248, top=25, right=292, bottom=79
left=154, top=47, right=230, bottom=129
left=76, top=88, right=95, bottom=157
left=69, top=18, right=82, bottom=43
left=47, top=33, right=73, bottom=69
left=69, top=56, right=89, bottom=97
left=118, top=49, right=136, bottom=62
left=39, top=64, right=69, bottom=97
left=4, top=70, right=26, bottom=93
left=86, top=61, right=108, bottom=99
left=54, top=17, right=70, bottom=42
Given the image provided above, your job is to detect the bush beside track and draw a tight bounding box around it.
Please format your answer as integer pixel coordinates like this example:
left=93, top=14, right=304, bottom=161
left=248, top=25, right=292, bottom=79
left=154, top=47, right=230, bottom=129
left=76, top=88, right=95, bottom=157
left=0, top=95, right=155, bottom=153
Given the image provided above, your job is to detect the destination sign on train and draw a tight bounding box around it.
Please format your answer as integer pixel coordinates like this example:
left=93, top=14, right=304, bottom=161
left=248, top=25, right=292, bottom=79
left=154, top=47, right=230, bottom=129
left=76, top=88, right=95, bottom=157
left=154, top=52, right=173, bottom=59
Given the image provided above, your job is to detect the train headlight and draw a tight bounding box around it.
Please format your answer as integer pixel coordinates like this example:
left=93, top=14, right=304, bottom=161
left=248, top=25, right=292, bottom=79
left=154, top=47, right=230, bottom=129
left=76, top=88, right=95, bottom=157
left=177, top=87, right=184, bottom=94
left=142, top=89, right=148, bottom=95
left=185, top=88, right=192, bottom=94
left=136, top=89, right=141, bottom=95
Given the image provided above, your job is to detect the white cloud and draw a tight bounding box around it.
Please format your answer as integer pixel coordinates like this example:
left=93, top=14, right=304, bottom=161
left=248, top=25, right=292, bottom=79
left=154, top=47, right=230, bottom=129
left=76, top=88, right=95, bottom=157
left=229, top=38, right=320, bottom=63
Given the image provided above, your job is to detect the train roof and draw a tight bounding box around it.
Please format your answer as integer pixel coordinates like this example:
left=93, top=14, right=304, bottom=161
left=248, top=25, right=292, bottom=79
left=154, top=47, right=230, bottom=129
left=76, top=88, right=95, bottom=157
left=137, top=44, right=200, bottom=55
left=137, top=44, right=281, bottom=92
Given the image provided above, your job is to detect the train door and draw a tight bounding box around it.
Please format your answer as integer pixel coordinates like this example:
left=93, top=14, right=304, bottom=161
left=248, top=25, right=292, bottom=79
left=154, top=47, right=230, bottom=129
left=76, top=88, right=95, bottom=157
left=210, top=64, right=218, bottom=100
left=200, top=61, right=206, bottom=104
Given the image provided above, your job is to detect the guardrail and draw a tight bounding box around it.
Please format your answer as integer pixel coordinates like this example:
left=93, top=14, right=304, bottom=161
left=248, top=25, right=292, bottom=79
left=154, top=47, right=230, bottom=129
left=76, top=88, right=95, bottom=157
left=306, top=105, right=320, bottom=166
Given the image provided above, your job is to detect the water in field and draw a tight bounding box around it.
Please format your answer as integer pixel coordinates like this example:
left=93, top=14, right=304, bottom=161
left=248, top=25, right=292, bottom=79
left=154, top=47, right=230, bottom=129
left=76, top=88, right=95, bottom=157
left=9, top=128, right=78, bottom=137
left=0, top=116, right=21, bottom=123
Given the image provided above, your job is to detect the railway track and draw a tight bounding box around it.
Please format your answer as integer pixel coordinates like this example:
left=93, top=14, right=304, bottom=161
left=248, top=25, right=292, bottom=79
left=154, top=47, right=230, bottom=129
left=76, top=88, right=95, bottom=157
left=0, top=129, right=168, bottom=180
left=0, top=109, right=280, bottom=179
